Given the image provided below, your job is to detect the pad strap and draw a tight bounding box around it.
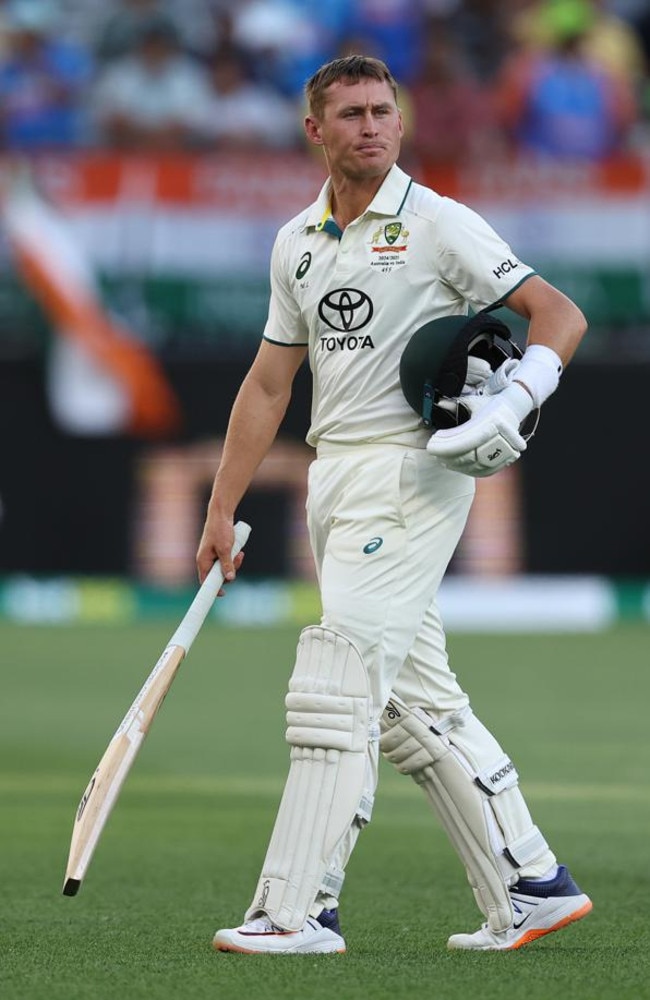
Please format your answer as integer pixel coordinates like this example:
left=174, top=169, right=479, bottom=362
left=504, top=826, right=549, bottom=868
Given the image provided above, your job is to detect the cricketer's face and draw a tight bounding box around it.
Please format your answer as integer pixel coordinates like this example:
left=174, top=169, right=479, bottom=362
left=305, top=77, right=403, bottom=181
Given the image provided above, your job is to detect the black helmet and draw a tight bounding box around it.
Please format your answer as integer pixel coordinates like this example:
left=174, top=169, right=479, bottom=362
left=400, top=312, right=523, bottom=430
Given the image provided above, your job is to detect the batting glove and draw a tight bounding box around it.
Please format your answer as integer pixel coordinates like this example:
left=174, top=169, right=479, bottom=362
left=426, top=377, right=534, bottom=478
left=427, top=344, right=561, bottom=478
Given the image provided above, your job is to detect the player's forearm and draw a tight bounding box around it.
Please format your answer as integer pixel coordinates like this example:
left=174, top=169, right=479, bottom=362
left=197, top=341, right=305, bottom=582
left=505, top=276, right=587, bottom=368
left=525, top=293, right=587, bottom=367
left=208, top=373, right=291, bottom=517
left=197, top=378, right=289, bottom=582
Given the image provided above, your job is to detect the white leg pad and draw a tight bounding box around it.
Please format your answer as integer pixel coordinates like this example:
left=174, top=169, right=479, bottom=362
left=380, top=696, right=551, bottom=933
left=245, top=626, right=376, bottom=931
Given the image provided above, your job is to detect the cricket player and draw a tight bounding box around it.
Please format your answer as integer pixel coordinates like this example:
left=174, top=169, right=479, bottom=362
left=196, top=55, right=591, bottom=954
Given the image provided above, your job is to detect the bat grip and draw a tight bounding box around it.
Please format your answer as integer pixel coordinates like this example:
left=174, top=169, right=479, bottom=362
left=167, top=520, right=251, bottom=652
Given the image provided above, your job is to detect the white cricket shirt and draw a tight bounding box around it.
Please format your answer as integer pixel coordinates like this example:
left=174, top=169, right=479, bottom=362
left=263, top=163, right=535, bottom=448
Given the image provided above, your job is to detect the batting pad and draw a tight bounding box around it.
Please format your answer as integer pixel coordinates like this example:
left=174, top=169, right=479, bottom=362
left=380, top=696, right=551, bottom=933
left=245, top=626, right=375, bottom=931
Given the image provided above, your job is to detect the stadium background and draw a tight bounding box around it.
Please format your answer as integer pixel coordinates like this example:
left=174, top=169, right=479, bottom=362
left=3, top=7, right=650, bottom=998
left=1, top=0, right=649, bottom=629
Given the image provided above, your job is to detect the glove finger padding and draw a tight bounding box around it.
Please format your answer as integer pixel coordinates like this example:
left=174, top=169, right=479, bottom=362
left=481, top=358, right=520, bottom=396
left=426, top=383, right=532, bottom=478
left=461, top=356, right=494, bottom=392
left=436, top=358, right=522, bottom=430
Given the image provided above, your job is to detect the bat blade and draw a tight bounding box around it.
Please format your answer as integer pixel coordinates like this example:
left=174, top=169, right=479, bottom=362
left=62, top=520, right=251, bottom=896
left=62, top=643, right=185, bottom=894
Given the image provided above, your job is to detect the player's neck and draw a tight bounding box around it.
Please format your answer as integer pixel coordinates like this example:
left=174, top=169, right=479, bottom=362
left=329, top=170, right=388, bottom=231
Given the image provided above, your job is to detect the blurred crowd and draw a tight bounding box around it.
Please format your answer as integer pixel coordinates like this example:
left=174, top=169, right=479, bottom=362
left=1, top=0, right=650, bottom=162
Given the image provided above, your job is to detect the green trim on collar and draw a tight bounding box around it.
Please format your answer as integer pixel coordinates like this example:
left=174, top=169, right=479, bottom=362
left=321, top=218, right=343, bottom=240
left=396, top=178, right=413, bottom=216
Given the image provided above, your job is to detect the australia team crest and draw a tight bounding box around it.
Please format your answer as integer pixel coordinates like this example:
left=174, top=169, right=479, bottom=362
left=368, top=221, right=410, bottom=272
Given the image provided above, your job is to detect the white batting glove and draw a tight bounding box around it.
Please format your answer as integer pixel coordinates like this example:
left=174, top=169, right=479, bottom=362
left=481, top=357, right=521, bottom=395
left=428, top=344, right=562, bottom=478
left=434, top=356, right=522, bottom=440
left=461, top=355, right=494, bottom=392
left=426, top=380, right=533, bottom=478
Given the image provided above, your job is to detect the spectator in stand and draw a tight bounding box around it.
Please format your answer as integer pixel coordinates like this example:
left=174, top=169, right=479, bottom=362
left=514, top=0, right=646, bottom=83
left=230, top=0, right=351, bottom=98
left=632, top=5, right=650, bottom=135
left=39, top=0, right=107, bottom=53
left=94, top=0, right=172, bottom=61
left=493, top=0, right=638, bottom=159
left=93, top=0, right=227, bottom=63
left=345, top=0, right=426, bottom=85
left=91, top=14, right=212, bottom=151
left=585, top=0, right=646, bottom=83
left=0, top=4, right=10, bottom=60
left=407, top=18, right=503, bottom=164
left=0, top=0, right=93, bottom=150
left=633, top=2, right=650, bottom=61
left=199, top=44, right=301, bottom=149
left=444, top=0, right=511, bottom=82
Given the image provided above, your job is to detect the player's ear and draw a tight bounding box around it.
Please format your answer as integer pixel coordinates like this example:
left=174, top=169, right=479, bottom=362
left=305, top=115, right=324, bottom=146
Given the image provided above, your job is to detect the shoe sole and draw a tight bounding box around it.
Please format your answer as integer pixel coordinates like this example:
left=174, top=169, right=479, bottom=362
left=506, top=898, right=593, bottom=950
left=214, top=940, right=346, bottom=955
left=213, top=928, right=346, bottom=956
left=447, top=897, right=593, bottom=951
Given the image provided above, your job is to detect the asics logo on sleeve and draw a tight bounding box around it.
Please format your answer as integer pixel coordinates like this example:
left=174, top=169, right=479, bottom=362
left=295, top=252, right=312, bottom=279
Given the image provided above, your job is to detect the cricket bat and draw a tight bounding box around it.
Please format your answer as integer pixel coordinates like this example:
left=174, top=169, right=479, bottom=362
left=62, top=520, right=251, bottom=897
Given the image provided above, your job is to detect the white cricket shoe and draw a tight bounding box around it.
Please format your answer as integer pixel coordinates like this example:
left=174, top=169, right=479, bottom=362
left=448, top=865, right=592, bottom=951
left=213, top=911, right=346, bottom=955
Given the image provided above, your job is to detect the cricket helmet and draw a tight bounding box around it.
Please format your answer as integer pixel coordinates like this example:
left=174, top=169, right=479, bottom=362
left=399, top=311, right=524, bottom=430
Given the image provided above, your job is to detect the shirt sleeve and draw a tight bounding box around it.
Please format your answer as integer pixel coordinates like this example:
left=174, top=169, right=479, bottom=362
left=262, top=233, right=309, bottom=346
left=435, top=198, right=535, bottom=310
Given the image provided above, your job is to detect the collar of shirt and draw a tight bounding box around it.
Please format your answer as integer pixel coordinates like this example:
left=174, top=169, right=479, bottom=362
left=304, top=163, right=413, bottom=238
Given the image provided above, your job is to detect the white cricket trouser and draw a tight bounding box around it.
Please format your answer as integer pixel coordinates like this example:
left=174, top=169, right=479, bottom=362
left=307, top=443, right=475, bottom=719
left=305, top=443, right=553, bottom=911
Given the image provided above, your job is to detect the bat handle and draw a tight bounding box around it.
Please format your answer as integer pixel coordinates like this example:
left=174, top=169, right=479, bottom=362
left=167, top=520, right=251, bottom=652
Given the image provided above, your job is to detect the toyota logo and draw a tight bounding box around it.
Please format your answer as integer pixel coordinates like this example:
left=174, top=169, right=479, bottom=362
left=318, top=288, right=374, bottom=332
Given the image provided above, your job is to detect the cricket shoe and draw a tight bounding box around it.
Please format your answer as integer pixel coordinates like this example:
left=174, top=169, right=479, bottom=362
left=447, top=865, right=592, bottom=951
left=213, top=909, right=346, bottom=954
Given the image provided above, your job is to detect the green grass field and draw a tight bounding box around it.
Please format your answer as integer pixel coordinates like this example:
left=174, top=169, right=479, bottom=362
left=2, top=619, right=649, bottom=1000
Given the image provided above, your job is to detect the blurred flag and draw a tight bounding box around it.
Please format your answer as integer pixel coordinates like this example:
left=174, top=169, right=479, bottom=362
left=0, top=165, right=182, bottom=438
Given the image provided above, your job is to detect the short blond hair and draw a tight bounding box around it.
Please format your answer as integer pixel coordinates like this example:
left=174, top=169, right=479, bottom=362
left=305, top=55, right=399, bottom=119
